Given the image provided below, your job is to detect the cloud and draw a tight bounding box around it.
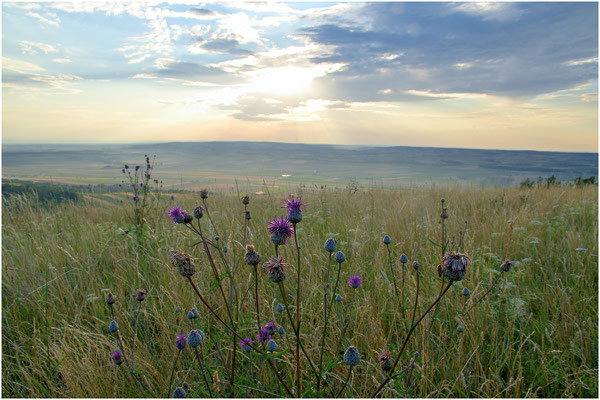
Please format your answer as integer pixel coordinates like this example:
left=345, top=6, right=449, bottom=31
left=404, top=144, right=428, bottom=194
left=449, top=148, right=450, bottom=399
left=26, top=11, right=60, bottom=27
left=189, top=8, right=215, bottom=17
left=151, top=58, right=243, bottom=85
left=451, top=2, right=525, bottom=22
left=19, top=41, right=58, bottom=55
left=53, top=58, right=72, bottom=63
left=2, top=57, right=45, bottom=74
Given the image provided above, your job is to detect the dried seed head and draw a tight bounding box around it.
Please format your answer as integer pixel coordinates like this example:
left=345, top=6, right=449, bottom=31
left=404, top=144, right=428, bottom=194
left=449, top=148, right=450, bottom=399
left=244, top=245, right=262, bottom=266
left=200, top=189, right=208, bottom=199
left=438, top=252, right=471, bottom=281
left=500, top=258, right=514, bottom=272
left=242, top=195, right=250, bottom=205
left=135, top=289, right=146, bottom=302
left=343, top=346, right=360, bottom=366
left=378, top=350, right=393, bottom=371
left=183, top=213, right=194, bottom=224
left=169, top=250, right=196, bottom=278
left=193, top=206, right=203, bottom=220
left=106, top=292, right=116, bottom=306
left=262, top=256, right=288, bottom=283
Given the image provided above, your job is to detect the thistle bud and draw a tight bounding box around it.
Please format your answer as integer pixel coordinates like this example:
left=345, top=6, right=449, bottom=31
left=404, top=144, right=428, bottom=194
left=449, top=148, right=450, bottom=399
left=111, top=350, right=124, bottom=366
left=242, top=195, right=250, bottom=205
left=175, top=333, right=187, bottom=350
left=267, top=340, right=278, bottom=352
left=183, top=213, right=194, bottom=224
left=106, top=292, right=116, bottom=306
left=108, top=320, right=119, bottom=333
left=335, top=294, right=342, bottom=302
left=244, top=245, right=261, bottom=266
left=343, top=346, right=360, bottom=366
left=276, top=303, right=284, bottom=313
left=173, top=387, right=186, bottom=398
left=412, top=261, right=420, bottom=270
left=378, top=350, right=392, bottom=371
left=193, top=206, right=203, bottom=220
left=200, top=189, right=208, bottom=199
left=461, top=287, right=470, bottom=296
left=187, top=308, right=199, bottom=320
left=136, top=289, right=146, bottom=302
left=399, top=254, right=409, bottom=264
left=383, top=235, right=391, bottom=245
left=169, top=250, right=196, bottom=278
left=187, top=330, right=204, bottom=347
left=278, top=326, right=285, bottom=336
left=324, top=238, right=337, bottom=253
left=334, top=251, right=346, bottom=264
left=441, top=208, right=448, bottom=219
left=245, top=211, right=251, bottom=220
left=500, top=258, right=514, bottom=272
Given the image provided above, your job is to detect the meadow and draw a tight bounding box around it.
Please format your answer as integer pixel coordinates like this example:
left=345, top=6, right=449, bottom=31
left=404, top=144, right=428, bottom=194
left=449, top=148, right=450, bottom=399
left=2, top=182, right=598, bottom=398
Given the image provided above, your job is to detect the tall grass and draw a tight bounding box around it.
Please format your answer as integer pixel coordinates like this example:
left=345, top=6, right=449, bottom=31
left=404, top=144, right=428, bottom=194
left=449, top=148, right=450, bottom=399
left=2, top=185, right=597, bottom=397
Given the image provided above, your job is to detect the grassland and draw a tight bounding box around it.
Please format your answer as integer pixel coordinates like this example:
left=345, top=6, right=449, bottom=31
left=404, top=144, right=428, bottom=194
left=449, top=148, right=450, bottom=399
left=1, top=184, right=598, bottom=398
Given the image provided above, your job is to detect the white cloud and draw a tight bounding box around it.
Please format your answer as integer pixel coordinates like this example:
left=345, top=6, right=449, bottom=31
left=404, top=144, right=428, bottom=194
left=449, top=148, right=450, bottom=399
left=53, top=58, right=72, bottom=63
left=19, top=41, right=58, bottom=55
left=564, top=57, right=598, bottom=67
left=452, top=2, right=524, bottom=22
left=26, top=11, right=60, bottom=27
left=2, top=57, right=45, bottom=74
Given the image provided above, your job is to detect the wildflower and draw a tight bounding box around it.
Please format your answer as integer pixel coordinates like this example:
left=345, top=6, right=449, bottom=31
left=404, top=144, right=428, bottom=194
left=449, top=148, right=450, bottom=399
left=106, top=292, right=116, bottom=306
left=173, top=387, right=186, bottom=398
left=399, top=254, right=409, bottom=264
left=170, top=195, right=175, bottom=200
left=193, top=206, right=203, bottom=220
left=383, top=235, right=391, bottom=245
left=239, top=337, right=254, bottom=352
left=412, top=261, right=420, bottom=270
left=108, top=320, right=119, bottom=333
left=200, top=189, right=208, bottom=199
left=324, top=238, right=337, bottom=253
left=461, top=287, right=470, bottom=296
left=267, top=340, right=278, bottom=352
left=132, top=196, right=139, bottom=201
left=256, top=326, right=270, bottom=343
left=335, top=294, right=342, bottom=302
left=500, top=258, right=514, bottom=272
left=378, top=350, right=393, bottom=371
left=135, top=165, right=140, bottom=171
left=343, top=346, right=360, bottom=366
left=267, top=217, right=294, bottom=245
left=278, top=326, right=285, bottom=336
left=244, top=245, right=262, bottom=267
left=334, top=251, right=346, bottom=264
left=276, top=303, right=284, bottom=313
left=167, top=206, right=186, bottom=224
left=438, top=252, right=471, bottom=282
left=214, top=236, right=220, bottom=242
left=187, top=330, right=204, bottom=347
left=187, top=308, right=199, bottom=320
left=348, top=275, right=362, bottom=289
left=262, top=256, right=288, bottom=283
left=139, top=183, right=143, bottom=187
left=111, top=350, right=124, bottom=366
left=264, top=321, right=277, bottom=335
left=169, top=250, right=196, bottom=278
left=282, top=195, right=308, bottom=224
left=242, top=195, right=250, bottom=205
left=136, top=289, right=146, bottom=302
left=175, top=333, right=187, bottom=350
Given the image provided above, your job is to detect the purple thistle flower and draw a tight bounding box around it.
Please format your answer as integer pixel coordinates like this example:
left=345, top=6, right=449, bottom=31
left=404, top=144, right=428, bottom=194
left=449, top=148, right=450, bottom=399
left=282, top=195, right=308, bottom=224
left=170, top=195, right=175, bottom=200
left=239, top=337, right=254, bottom=352
left=175, top=333, right=186, bottom=350
left=140, top=183, right=144, bottom=187
left=348, top=275, right=362, bottom=289
left=267, top=216, right=294, bottom=245
left=167, top=206, right=186, bottom=224
left=132, top=196, right=139, bottom=201
left=256, top=326, right=271, bottom=343
left=111, top=350, right=124, bottom=365
left=264, top=321, right=277, bottom=335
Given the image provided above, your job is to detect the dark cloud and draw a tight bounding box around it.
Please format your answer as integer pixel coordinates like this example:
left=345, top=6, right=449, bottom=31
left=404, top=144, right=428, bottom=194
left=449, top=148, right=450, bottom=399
left=296, top=2, right=598, bottom=100
left=188, top=8, right=215, bottom=16
left=154, top=61, right=243, bottom=85
left=197, top=38, right=254, bottom=55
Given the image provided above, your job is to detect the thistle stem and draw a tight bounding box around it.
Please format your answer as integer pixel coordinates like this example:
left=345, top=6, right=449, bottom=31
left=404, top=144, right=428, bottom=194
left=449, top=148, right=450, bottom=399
left=194, top=347, right=213, bottom=397
left=372, top=281, right=453, bottom=397
left=166, top=349, right=181, bottom=397
left=130, top=301, right=142, bottom=370
left=336, top=366, right=353, bottom=398
left=386, top=246, right=399, bottom=299
left=318, top=252, right=333, bottom=392
left=293, top=223, right=302, bottom=395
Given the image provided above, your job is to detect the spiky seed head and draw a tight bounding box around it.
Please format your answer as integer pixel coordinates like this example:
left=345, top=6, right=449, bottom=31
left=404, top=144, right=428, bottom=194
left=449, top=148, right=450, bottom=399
left=111, top=350, right=124, bottom=366
left=187, top=330, right=204, bottom=347
left=378, top=350, right=392, bottom=371
left=500, top=258, right=514, bottom=272
left=461, top=287, right=470, bottom=296
left=263, top=256, right=288, bottom=283
left=200, top=189, right=208, bottom=199
left=383, top=235, right=391, bottom=245
left=108, top=320, right=119, bottom=332
left=276, top=303, right=284, bottom=313
left=242, top=195, right=250, bottom=205
left=399, top=253, right=409, bottom=264
left=412, top=261, right=420, bottom=270
left=106, top=292, right=116, bottom=306
left=324, top=238, right=337, bottom=253
left=244, top=245, right=262, bottom=266
left=187, top=308, right=199, bottom=320
left=193, top=206, right=203, bottom=219
left=136, top=289, right=146, bottom=302
left=335, top=251, right=346, bottom=264
left=173, top=387, right=186, bottom=398
left=343, top=346, right=360, bottom=366
left=267, top=340, right=278, bottom=352
left=175, top=333, right=187, bottom=350
left=169, top=250, right=196, bottom=278
left=438, top=252, right=471, bottom=281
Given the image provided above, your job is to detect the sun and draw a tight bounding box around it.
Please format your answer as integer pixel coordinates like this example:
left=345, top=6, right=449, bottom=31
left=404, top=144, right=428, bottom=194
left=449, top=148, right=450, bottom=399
left=250, top=66, right=316, bottom=95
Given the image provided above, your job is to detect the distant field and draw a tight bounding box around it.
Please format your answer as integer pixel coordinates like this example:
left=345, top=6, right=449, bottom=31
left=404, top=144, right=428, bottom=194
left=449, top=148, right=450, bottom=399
left=3, top=142, right=597, bottom=189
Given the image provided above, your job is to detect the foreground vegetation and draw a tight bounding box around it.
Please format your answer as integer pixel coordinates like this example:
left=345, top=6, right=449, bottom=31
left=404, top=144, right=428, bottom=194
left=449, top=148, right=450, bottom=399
left=2, top=184, right=597, bottom=397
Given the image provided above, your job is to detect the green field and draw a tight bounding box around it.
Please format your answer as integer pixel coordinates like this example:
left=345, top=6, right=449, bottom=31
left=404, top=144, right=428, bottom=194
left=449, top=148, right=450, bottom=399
left=2, top=183, right=597, bottom=398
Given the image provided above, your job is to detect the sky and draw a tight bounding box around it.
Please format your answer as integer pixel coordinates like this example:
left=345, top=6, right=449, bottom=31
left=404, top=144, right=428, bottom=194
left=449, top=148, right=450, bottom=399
left=2, top=1, right=598, bottom=152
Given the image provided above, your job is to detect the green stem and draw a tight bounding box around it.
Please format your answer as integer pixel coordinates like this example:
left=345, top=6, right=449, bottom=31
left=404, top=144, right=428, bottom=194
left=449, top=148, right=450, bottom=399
left=336, top=366, right=353, bottom=398
left=166, top=349, right=181, bottom=397
left=318, top=252, right=333, bottom=391
left=293, top=224, right=301, bottom=396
